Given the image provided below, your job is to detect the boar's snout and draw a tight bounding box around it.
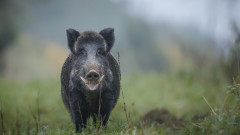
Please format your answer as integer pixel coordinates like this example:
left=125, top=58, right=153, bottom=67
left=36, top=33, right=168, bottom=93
left=79, top=68, right=105, bottom=91
left=86, top=70, right=100, bottom=81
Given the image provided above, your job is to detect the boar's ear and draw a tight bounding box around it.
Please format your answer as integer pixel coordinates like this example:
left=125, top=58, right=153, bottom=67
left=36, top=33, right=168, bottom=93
left=99, top=28, right=115, bottom=52
left=66, top=28, right=80, bottom=53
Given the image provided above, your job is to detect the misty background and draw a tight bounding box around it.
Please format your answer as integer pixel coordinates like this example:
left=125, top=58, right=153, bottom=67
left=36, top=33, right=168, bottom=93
left=2, top=1, right=240, bottom=134
left=1, top=0, right=240, bottom=81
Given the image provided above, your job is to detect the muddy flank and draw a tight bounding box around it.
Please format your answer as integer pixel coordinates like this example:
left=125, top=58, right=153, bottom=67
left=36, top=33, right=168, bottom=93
left=140, top=108, right=185, bottom=129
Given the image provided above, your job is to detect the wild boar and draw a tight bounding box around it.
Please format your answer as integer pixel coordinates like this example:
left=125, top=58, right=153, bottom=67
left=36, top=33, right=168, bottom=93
left=61, top=28, right=120, bottom=132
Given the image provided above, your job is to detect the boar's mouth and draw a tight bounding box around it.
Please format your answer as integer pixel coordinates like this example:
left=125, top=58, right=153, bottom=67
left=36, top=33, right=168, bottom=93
left=80, top=75, right=104, bottom=91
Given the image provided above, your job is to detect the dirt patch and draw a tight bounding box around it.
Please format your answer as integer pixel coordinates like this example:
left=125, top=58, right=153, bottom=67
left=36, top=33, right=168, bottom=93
left=192, top=113, right=209, bottom=121
left=140, top=108, right=185, bottom=129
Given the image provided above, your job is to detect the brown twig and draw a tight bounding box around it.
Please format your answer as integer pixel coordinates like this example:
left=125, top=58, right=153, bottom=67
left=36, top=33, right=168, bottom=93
left=0, top=100, right=6, bottom=134
left=192, top=123, right=203, bottom=128
left=37, top=92, right=40, bottom=127
left=118, top=52, right=121, bottom=81
left=15, top=108, right=21, bottom=135
left=29, top=105, right=39, bottom=133
left=202, top=96, right=218, bottom=116
left=29, top=91, right=42, bottom=133
left=27, top=120, right=30, bottom=135
left=118, top=52, right=130, bottom=127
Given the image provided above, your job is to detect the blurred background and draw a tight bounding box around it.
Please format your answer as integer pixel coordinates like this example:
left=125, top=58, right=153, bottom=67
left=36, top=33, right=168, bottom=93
left=1, top=0, right=240, bottom=133
left=1, top=0, right=239, bottom=80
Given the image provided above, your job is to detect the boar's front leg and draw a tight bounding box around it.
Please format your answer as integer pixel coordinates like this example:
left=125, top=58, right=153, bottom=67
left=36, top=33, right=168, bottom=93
left=98, top=91, right=115, bottom=126
left=69, top=91, right=87, bottom=132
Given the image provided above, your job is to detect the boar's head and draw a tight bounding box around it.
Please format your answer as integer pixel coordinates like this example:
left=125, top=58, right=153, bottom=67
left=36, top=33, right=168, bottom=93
left=66, top=28, right=115, bottom=91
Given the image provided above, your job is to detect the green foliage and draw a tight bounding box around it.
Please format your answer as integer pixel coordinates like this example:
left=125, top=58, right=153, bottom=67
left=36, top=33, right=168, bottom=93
left=182, top=88, right=240, bottom=135
left=0, top=73, right=239, bottom=134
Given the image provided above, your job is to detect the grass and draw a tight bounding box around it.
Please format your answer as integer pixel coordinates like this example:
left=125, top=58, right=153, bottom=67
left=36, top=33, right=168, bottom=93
left=0, top=72, right=239, bottom=134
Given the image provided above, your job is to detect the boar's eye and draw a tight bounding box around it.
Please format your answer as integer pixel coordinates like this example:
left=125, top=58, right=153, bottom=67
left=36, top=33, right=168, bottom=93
left=97, top=49, right=105, bottom=56
left=79, top=49, right=86, bottom=56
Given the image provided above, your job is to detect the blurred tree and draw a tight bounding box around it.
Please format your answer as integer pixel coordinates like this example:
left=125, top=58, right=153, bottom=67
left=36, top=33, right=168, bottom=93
left=225, top=22, right=240, bottom=82
left=223, top=0, right=240, bottom=82
left=0, top=0, right=21, bottom=76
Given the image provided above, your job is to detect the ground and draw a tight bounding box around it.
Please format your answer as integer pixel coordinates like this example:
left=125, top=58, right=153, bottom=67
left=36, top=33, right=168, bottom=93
left=0, top=72, right=239, bottom=134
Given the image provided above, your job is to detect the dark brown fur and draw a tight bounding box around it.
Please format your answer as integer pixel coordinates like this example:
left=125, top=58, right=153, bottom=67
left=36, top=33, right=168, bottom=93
left=61, top=28, right=120, bottom=132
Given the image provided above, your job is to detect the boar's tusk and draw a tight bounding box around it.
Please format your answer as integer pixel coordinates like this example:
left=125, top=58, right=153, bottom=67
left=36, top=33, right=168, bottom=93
left=80, top=76, right=89, bottom=84
left=96, top=75, right=104, bottom=84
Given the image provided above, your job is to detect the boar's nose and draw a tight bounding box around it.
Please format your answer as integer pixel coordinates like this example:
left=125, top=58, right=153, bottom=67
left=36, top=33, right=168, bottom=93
left=86, top=70, right=100, bottom=81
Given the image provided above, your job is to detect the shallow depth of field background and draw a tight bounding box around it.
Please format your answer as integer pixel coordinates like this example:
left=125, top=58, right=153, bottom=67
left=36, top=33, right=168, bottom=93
left=0, top=0, right=240, bottom=134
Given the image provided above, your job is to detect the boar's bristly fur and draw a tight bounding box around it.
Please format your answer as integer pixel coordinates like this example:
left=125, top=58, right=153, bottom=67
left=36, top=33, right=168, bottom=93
left=61, top=28, right=120, bottom=132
